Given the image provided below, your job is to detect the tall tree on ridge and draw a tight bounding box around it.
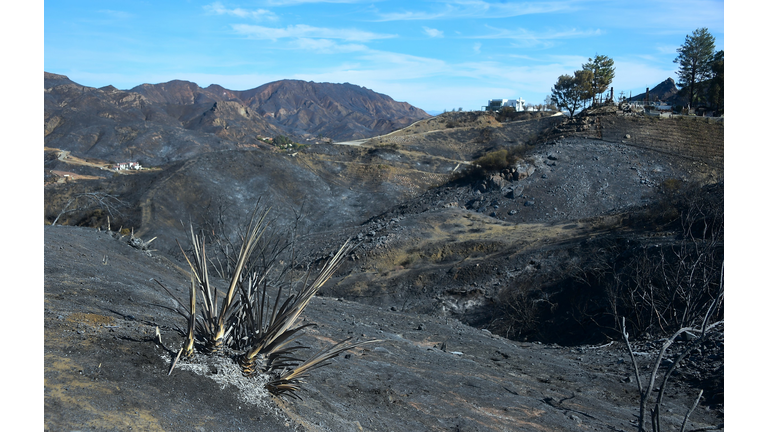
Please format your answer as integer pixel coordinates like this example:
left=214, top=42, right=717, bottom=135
left=674, top=28, right=717, bottom=109
left=551, top=70, right=593, bottom=117
left=582, top=54, right=615, bottom=105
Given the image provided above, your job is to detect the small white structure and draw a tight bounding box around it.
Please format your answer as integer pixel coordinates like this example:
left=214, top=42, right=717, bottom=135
left=114, top=162, right=142, bottom=171
left=485, top=97, right=526, bottom=112
left=485, top=99, right=510, bottom=111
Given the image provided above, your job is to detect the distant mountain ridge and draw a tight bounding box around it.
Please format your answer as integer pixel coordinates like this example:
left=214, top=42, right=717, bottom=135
left=125, top=78, right=430, bottom=140
left=628, top=77, right=686, bottom=106
left=44, top=72, right=430, bottom=165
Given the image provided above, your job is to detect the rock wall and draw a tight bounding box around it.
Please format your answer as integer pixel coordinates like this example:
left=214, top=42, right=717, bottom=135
left=598, top=116, right=724, bottom=170
left=551, top=114, right=724, bottom=171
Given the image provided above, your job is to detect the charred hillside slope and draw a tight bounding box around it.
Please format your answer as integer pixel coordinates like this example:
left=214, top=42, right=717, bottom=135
left=44, top=73, right=430, bottom=166
left=44, top=101, right=724, bottom=430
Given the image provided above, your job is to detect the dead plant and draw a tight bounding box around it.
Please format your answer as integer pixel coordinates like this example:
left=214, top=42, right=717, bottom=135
left=157, top=206, right=380, bottom=398
left=620, top=263, right=724, bottom=432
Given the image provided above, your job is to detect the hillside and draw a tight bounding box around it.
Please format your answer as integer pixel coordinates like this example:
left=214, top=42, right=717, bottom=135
left=44, top=76, right=724, bottom=431
left=44, top=73, right=430, bottom=166
left=44, top=224, right=723, bottom=431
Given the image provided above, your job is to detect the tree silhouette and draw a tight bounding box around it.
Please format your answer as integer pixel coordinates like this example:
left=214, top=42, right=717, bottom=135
left=551, top=71, right=592, bottom=117
left=674, top=28, right=717, bottom=109
left=582, top=54, right=615, bottom=105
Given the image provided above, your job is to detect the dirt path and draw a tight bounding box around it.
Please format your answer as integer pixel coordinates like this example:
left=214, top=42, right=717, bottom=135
left=47, top=146, right=162, bottom=175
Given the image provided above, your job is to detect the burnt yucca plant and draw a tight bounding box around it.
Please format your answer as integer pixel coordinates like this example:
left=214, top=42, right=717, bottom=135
left=158, top=207, right=379, bottom=398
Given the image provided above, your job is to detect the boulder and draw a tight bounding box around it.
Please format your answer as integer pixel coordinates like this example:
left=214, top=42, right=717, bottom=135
left=488, top=174, right=510, bottom=190
left=502, top=184, right=524, bottom=199
left=513, top=161, right=536, bottom=180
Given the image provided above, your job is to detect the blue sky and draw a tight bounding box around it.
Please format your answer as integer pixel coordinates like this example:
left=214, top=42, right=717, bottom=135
left=45, top=0, right=724, bottom=114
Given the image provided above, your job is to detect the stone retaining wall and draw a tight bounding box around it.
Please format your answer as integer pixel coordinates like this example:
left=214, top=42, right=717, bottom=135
left=598, top=115, right=724, bottom=170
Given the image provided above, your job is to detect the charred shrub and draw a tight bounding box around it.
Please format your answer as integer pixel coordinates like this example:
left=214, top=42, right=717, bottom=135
left=450, top=145, right=527, bottom=184
left=613, top=183, right=724, bottom=336
left=487, top=182, right=723, bottom=344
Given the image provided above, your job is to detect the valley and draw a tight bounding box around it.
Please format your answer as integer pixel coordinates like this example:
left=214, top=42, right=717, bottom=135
left=44, top=73, right=724, bottom=431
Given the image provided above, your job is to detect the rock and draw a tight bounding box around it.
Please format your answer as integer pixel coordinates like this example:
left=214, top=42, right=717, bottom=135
left=502, top=184, right=524, bottom=199
left=467, top=198, right=484, bottom=209
left=524, top=201, right=535, bottom=207
left=514, top=162, right=536, bottom=180
left=508, top=210, right=518, bottom=215
left=488, top=174, right=510, bottom=190
left=625, top=134, right=631, bottom=139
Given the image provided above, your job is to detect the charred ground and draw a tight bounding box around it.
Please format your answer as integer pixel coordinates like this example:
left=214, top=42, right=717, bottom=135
left=45, top=102, right=724, bottom=430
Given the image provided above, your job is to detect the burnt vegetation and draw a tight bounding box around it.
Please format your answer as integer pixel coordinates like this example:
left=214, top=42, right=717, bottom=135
left=44, top=67, right=725, bottom=429
left=489, top=180, right=723, bottom=346
left=157, top=206, right=380, bottom=399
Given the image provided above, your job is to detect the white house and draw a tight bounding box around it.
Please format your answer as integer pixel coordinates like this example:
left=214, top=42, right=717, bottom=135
left=114, top=162, right=142, bottom=170
left=484, top=97, right=526, bottom=112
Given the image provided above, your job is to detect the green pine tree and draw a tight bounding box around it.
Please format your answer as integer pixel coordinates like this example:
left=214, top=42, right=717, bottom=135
left=674, top=28, right=717, bottom=109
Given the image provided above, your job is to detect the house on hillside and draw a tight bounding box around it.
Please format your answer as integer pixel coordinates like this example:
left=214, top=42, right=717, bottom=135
left=483, top=97, right=526, bottom=112
left=113, top=162, right=142, bottom=171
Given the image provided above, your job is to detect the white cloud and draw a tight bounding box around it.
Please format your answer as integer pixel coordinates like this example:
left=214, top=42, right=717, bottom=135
left=263, top=0, right=364, bottom=5
left=377, top=10, right=445, bottom=21
left=204, top=2, right=278, bottom=21
left=423, top=27, right=444, bottom=38
left=376, top=0, right=575, bottom=21
left=289, top=50, right=448, bottom=85
left=232, top=24, right=396, bottom=42
left=655, top=45, right=680, bottom=56
left=589, top=0, right=724, bottom=34
left=293, top=38, right=368, bottom=53
left=470, top=26, right=602, bottom=48
left=473, top=43, right=481, bottom=53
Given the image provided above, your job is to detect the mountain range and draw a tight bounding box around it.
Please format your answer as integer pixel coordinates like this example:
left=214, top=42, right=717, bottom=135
left=44, top=72, right=430, bottom=166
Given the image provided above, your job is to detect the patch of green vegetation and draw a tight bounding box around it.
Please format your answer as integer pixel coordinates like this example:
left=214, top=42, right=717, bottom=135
left=262, top=135, right=310, bottom=152
left=450, top=145, right=528, bottom=183
left=273, top=135, right=292, bottom=146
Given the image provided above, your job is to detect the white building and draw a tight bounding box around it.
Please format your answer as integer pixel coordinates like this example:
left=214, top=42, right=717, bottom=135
left=114, top=162, right=142, bottom=170
left=484, top=97, right=526, bottom=112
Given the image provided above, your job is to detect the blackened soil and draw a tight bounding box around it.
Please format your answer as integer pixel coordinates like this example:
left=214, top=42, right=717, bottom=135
left=45, top=225, right=723, bottom=431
